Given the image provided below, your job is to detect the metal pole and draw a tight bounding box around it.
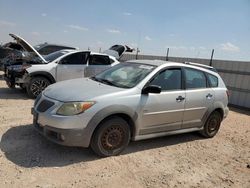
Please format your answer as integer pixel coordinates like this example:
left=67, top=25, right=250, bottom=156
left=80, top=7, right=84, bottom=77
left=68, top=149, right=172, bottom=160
left=135, top=48, right=139, bottom=60
left=166, top=48, right=169, bottom=61
left=209, top=49, right=214, bottom=66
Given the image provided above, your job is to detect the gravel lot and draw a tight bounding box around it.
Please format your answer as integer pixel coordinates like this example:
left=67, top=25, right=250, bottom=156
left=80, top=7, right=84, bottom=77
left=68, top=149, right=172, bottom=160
left=0, top=71, right=249, bottom=188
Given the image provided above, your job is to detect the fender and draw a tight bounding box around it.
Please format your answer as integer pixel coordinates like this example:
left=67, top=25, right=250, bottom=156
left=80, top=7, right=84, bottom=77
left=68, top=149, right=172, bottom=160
left=82, top=105, right=138, bottom=147
left=29, top=71, right=56, bottom=84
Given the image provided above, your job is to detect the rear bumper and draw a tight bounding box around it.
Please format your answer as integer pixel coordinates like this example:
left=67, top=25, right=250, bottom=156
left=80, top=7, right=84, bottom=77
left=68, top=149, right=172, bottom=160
left=224, top=106, right=229, bottom=119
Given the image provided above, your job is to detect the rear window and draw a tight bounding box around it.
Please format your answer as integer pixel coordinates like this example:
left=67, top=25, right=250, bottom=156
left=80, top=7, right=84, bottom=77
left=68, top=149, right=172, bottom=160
left=207, top=73, right=218, bottom=87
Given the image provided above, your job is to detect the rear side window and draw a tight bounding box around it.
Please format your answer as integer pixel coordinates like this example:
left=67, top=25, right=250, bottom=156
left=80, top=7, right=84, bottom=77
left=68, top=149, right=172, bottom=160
left=89, top=55, right=111, bottom=65
left=207, top=73, right=218, bottom=87
left=185, top=68, right=207, bottom=89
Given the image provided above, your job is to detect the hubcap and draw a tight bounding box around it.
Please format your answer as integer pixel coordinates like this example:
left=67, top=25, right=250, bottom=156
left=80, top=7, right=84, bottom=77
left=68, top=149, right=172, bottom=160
left=31, top=80, right=49, bottom=96
left=101, top=126, right=124, bottom=150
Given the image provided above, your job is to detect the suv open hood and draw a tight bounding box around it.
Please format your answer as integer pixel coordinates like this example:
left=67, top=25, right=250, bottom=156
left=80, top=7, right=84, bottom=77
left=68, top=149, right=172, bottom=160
left=9, top=33, right=47, bottom=63
left=103, top=45, right=134, bottom=60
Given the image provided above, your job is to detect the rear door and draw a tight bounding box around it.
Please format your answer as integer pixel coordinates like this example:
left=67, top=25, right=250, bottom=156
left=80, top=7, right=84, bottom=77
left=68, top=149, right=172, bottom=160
left=56, top=52, right=89, bottom=81
left=182, top=68, right=215, bottom=128
left=84, top=54, right=112, bottom=77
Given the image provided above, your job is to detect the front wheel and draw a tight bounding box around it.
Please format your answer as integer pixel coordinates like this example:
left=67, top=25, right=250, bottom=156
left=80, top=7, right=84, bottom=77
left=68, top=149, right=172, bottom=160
left=26, top=76, right=50, bottom=98
left=91, top=117, right=131, bottom=157
left=200, top=111, right=222, bottom=138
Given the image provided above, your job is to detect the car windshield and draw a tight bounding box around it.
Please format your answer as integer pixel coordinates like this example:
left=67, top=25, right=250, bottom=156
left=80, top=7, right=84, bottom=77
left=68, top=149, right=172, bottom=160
left=44, top=51, right=70, bottom=63
left=91, top=63, right=156, bottom=88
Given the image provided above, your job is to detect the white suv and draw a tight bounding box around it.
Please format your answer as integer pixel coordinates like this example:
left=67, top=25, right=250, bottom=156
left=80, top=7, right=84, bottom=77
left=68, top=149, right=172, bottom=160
left=8, top=34, right=133, bottom=98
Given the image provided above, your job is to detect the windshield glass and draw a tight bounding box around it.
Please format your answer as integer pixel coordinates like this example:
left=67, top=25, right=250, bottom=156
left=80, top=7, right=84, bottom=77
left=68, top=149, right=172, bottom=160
left=44, top=50, right=70, bottom=63
left=92, top=63, right=156, bottom=88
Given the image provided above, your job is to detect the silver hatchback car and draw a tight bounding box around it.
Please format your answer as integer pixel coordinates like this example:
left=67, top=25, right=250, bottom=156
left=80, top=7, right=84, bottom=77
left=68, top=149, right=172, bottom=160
left=32, top=60, right=229, bottom=157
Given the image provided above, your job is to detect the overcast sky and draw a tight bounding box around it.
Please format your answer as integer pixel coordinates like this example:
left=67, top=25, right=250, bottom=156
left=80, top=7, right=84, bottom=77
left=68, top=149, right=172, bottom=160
left=0, top=0, right=249, bottom=61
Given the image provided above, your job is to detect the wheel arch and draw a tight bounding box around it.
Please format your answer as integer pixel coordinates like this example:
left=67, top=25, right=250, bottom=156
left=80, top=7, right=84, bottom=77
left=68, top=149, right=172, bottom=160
left=84, top=105, right=138, bottom=147
left=29, top=71, right=56, bottom=84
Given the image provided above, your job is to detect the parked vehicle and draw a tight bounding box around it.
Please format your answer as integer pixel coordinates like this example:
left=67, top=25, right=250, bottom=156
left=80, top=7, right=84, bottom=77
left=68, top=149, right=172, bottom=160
left=0, top=33, right=77, bottom=70
left=3, top=34, right=133, bottom=98
left=32, top=60, right=229, bottom=157
left=4, top=49, right=75, bottom=88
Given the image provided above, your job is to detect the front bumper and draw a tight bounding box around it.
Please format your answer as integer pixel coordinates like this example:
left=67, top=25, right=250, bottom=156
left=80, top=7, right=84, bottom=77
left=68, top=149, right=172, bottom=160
left=32, top=107, right=90, bottom=147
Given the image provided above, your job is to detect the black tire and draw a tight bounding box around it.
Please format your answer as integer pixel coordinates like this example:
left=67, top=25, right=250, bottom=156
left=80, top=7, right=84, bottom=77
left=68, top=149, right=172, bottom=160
left=26, top=76, right=50, bottom=98
left=91, top=117, right=131, bottom=157
left=200, top=111, right=222, bottom=138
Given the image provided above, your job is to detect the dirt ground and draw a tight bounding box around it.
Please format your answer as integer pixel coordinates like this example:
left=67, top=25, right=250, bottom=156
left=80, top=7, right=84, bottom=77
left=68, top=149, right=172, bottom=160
left=0, top=71, right=249, bottom=188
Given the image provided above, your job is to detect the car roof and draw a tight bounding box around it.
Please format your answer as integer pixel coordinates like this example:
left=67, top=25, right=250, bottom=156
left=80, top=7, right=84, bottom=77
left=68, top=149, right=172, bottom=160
left=126, top=59, right=218, bottom=75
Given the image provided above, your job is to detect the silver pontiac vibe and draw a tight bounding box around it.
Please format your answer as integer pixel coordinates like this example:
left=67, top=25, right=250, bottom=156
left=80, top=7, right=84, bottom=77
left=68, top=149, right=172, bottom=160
left=32, top=60, right=229, bottom=157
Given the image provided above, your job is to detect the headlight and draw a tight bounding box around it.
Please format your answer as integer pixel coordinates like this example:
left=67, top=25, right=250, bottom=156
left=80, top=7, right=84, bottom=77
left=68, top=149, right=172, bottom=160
left=56, top=101, right=95, bottom=116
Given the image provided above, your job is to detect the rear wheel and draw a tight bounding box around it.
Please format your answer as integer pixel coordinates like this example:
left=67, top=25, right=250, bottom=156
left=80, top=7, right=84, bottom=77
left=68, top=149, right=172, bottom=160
left=200, top=111, right=222, bottom=138
left=26, top=76, right=50, bottom=98
left=91, top=117, right=131, bottom=157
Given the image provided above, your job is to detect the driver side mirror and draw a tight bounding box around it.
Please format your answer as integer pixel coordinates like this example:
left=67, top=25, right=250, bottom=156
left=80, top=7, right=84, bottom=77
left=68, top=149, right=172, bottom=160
left=142, top=85, right=161, bottom=94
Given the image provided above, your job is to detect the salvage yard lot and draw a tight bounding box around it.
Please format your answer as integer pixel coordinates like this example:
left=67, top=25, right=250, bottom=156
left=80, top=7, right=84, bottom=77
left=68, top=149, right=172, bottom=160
left=0, top=71, right=249, bottom=188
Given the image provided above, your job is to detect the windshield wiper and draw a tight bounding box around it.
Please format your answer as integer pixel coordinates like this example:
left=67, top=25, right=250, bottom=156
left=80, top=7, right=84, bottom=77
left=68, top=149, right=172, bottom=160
left=90, top=76, right=131, bottom=88
left=91, top=77, right=117, bottom=87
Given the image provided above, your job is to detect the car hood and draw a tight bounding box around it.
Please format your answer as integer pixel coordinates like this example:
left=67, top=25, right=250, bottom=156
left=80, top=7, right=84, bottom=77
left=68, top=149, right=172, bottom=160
left=9, top=33, right=47, bottom=63
left=43, top=78, right=126, bottom=102
left=103, top=45, right=134, bottom=59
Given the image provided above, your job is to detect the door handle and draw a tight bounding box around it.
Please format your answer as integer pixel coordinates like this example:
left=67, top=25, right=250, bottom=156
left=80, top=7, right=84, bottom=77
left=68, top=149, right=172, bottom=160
left=176, top=96, right=185, bottom=102
left=206, top=93, right=213, bottom=99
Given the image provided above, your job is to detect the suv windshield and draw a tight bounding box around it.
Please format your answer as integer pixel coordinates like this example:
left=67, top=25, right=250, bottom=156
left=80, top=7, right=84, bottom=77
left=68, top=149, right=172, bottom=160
left=44, top=50, right=70, bottom=63
left=91, top=63, right=155, bottom=88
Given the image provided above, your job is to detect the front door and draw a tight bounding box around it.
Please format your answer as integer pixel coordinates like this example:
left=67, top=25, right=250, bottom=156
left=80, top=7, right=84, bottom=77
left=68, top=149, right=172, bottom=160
left=139, top=68, right=185, bottom=135
left=56, top=52, right=89, bottom=82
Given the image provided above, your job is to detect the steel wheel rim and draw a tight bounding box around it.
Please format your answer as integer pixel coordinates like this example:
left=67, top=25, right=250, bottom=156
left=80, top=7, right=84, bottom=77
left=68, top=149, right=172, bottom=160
left=101, top=125, right=125, bottom=151
left=208, top=118, right=219, bottom=134
left=31, top=80, right=49, bottom=96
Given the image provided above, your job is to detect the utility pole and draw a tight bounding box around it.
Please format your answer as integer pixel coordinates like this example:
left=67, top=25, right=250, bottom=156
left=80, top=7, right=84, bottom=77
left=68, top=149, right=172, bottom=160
left=166, top=48, right=169, bottom=61
left=209, top=49, right=214, bottom=66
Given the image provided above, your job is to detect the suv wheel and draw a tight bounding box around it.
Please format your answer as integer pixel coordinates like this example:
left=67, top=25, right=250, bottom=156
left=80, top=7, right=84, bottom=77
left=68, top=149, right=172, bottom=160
left=26, top=76, right=50, bottom=98
left=91, top=117, right=131, bottom=157
left=200, top=111, right=222, bottom=138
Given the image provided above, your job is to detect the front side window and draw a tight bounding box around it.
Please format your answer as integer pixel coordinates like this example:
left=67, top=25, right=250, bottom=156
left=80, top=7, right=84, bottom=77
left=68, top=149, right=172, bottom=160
left=150, top=68, right=182, bottom=91
left=92, top=63, right=155, bottom=88
left=60, top=52, right=89, bottom=65
left=89, top=55, right=110, bottom=65
left=185, top=68, right=207, bottom=89
left=207, top=73, right=218, bottom=87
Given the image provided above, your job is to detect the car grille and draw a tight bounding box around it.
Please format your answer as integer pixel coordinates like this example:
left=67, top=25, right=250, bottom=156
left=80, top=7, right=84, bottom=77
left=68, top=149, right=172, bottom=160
left=37, top=99, right=55, bottom=112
